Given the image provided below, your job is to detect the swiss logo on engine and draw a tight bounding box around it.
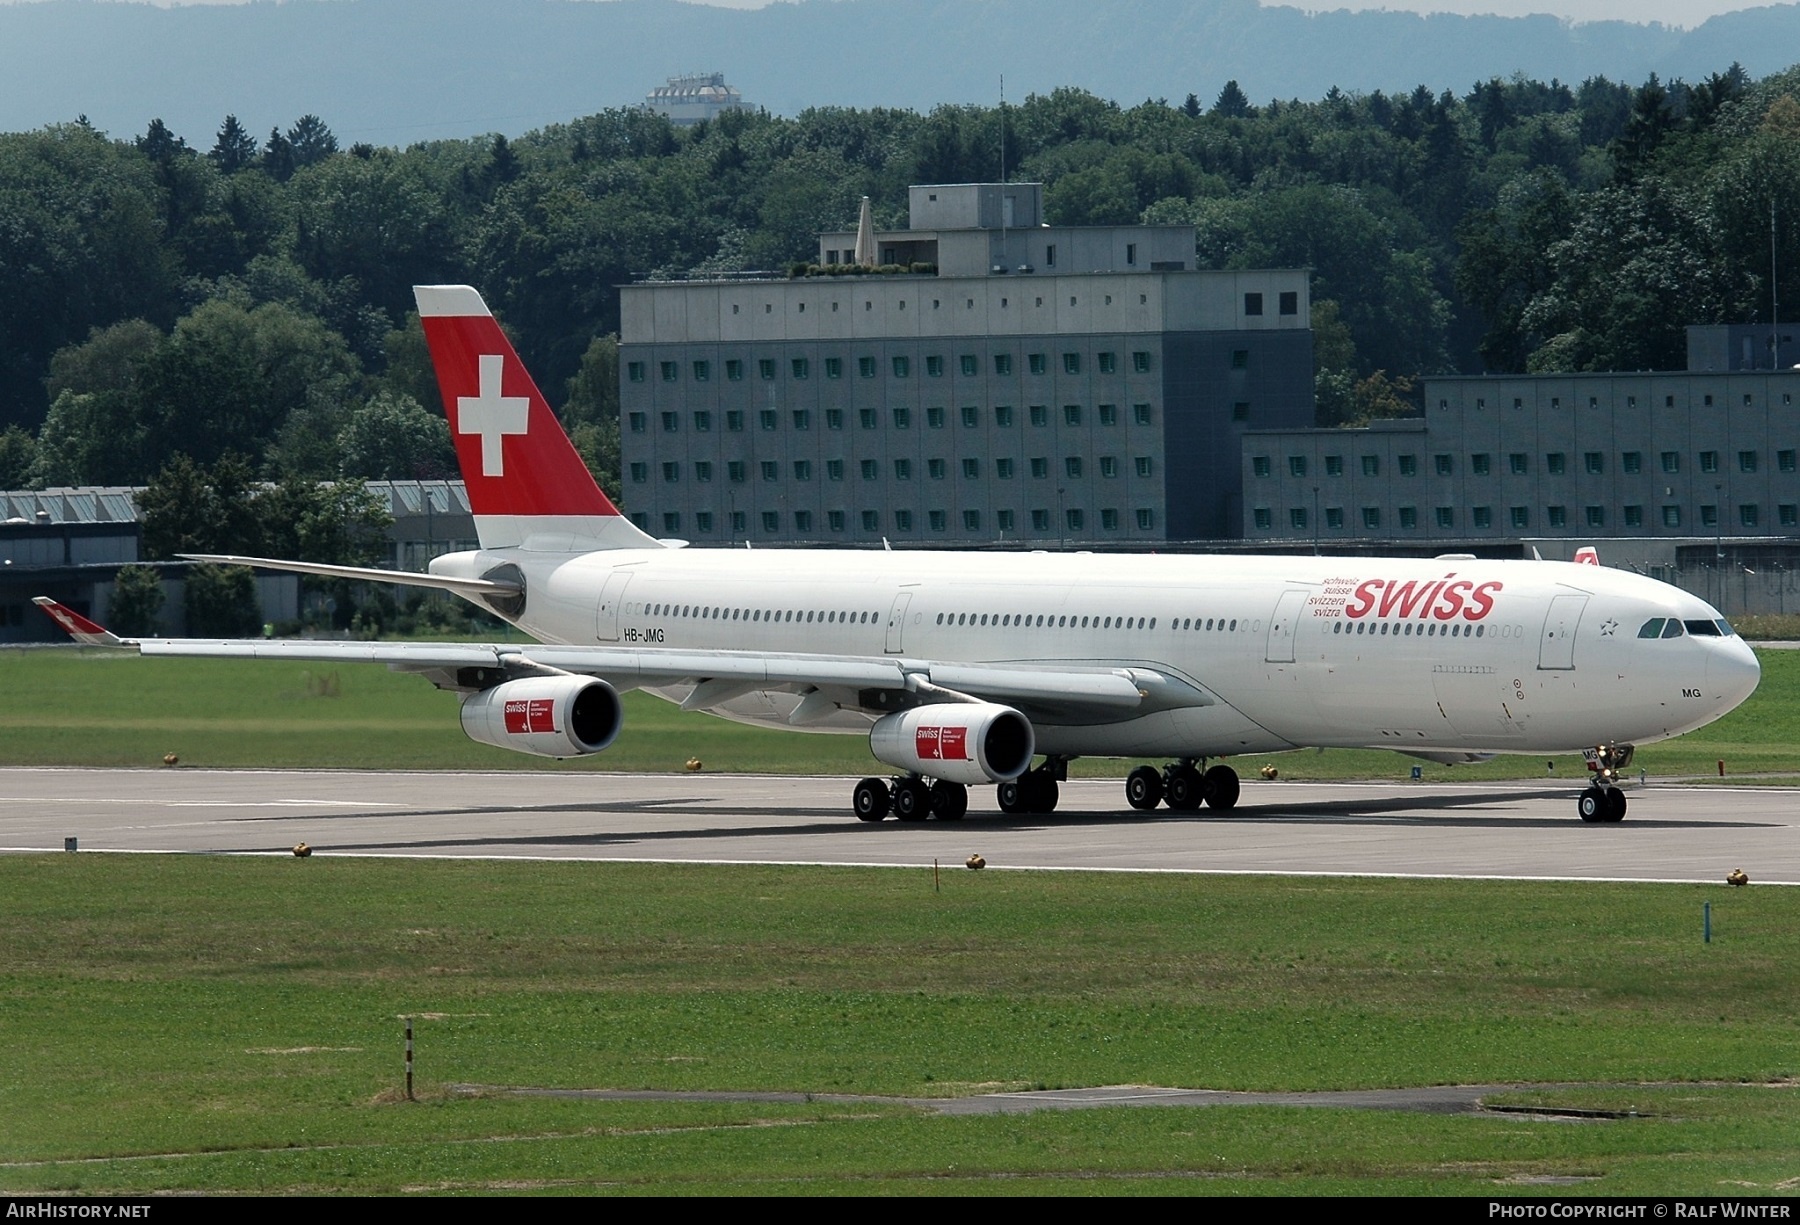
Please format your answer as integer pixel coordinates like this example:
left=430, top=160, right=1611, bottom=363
left=915, top=726, right=969, bottom=761
left=504, top=698, right=557, bottom=734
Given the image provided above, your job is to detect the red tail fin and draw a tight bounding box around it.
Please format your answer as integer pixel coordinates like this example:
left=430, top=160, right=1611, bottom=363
left=413, top=285, right=652, bottom=551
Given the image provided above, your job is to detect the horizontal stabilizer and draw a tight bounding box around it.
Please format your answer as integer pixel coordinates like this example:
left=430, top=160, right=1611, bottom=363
left=32, top=597, right=126, bottom=647
left=177, top=554, right=521, bottom=598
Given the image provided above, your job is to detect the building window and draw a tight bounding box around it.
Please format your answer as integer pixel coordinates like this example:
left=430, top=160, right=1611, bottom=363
left=928, top=458, right=946, bottom=480
left=1325, top=454, right=1344, bottom=477
left=1132, top=351, right=1151, bottom=373
left=628, top=462, right=647, bottom=483
left=759, top=409, right=778, bottom=430
left=761, top=511, right=779, bottom=532
left=660, top=361, right=678, bottom=382
left=1740, top=450, right=1759, bottom=473
left=1232, top=402, right=1250, bottom=422
left=1781, top=504, right=1798, bottom=526
left=695, top=461, right=712, bottom=482
left=825, top=408, right=843, bottom=430
left=1136, top=508, right=1154, bottom=530
left=825, top=357, right=842, bottom=379
left=994, top=354, right=1014, bottom=376
left=730, top=511, right=746, bottom=533
left=927, top=406, right=946, bottom=429
left=1398, top=455, right=1417, bottom=476
left=1101, top=508, right=1120, bottom=531
left=1244, top=292, right=1264, bottom=316
left=1362, top=507, right=1380, bottom=528
left=662, top=512, right=680, bottom=532
left=1279, top=291, right=1298, bottom=315
left=1470, top=453, right=1490, bottom=475
left=1045, top=244, right=1056, bottom=268
left=1546, top=452, right=1566, bottom=475
left=1066, top=457, right=1084, bottom=479
left=860, top=459, right=878, bottom=480
left=1097, top=352, right=1117, bottom=374
left=1028, top=353, right=1047, bottom=375
left=760, top=461, right=778, bottom=481
left=1230, top=349, right=1248, bottom=369
left=727, top=460, right=746, bottom=482
left=1434, top=454, right=1453, bottom=476
left=1360, top=455, right=1380, bottom=477
left=758, top=359, right=776, bottom=380
left=1254, top=508, right=1273, bottom=529
left=1621, top=451, right=1641, bottom=474
left=1510, top=506, right=1529, bottom=529
left=861, top=510, right=879, bottom=531
left=1126, top=243, right=1137, bottom=266
left=1663, top=505, right=1682, bottom=527
left=1290, top=508, right=1308, bottom=530
left=1585, top=506, right=1605, bottom=527
left=793, top=510, right=813, bottom=532
left=1030, top=405, right=1048, bottom=427
left=1661, top=451, right=1680, bottom=473
left=1098, top=404, right=1117, bottom=426
left=792, top=410, right=811, bottom=430
left=1584, top=452, right=1604, bottom=475
left=1032, top=509, right=1051, bottom=531
left=661, top=411, right=679, bottom=432
left=793, top=460, right=812, bottom=480
left=1064, top=405, right=1082, bottom=426
left=790, top=358, right=809, bottom=380
left=1288, top=455, right=1307, bottom=477
left=928, top=510, right=947, bottom=532
left=627, top=361, right=645, bottom=382
left=1781, top=450, right=1797, bottom=472
left=858, top=356, right=876, bottom=378
left=1508, top=453, right=1527, bottom=475
left=1253, top=456, right=1272, bottom=478
left=925, top=355, right=944, bottom=377
left=692, top=360, right=710, bottom=381
left=996, top=458, right=1015, bottom=479
left=1133, top=404, right=1152, bottom=425
left=1098, top=456, right=1117, bottom=478
left=1623, top=505, right=1642, bottom=527
left=894, top=459, right=912, bottom=480
left=961, top=406, right=980, bottom=428
left=696, top=511, right=714, bottom=533
left=628, top=412, right=646, bottom=433
left=826, top=510, right=844, bottom=532
left=858, top=409, right=877, bottom=429
left=995, top=406, right=1015, bottom=427
left=963, top=509, right=981, bottom=531
left=1701, top=504, right=1719, bottom=528
left=726, top=359, right=744, bottom=381
left=892, top=407, right=911, bottom=429
left=1398, top=506, right=1417, bottom=529
left=1063, top=352, right=1082, bottom=374
left=1547, top=505, right=1567, bottom=528
left=892, top=356, right=911, bottom=378
left=693, top=411, right=712, bottom=433
left=826, top=459, right=844, bottom=480
left=1741, top=503, right=1760, bottom=528
left=1472, top=506, right=1491, bottom=529
left=1066, top=508, right=1084, bottom=532
left=1435, top=507, right=1454, bottom=529
left=1030, top=457, right=1049, bottom=479
left=1135, top=456, right=1153, bottom=477
left=956, top=354, right=977, bottom=377
left=962, top=458, right=981, bottom=479
left=1325, top=507, right=1344, bottom=529
left=1700, top=450, right=1719, bottom=473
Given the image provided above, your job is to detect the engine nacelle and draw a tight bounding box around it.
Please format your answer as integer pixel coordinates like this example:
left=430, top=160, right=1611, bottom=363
left=460, top=675, right=622, bottom=758
left=869, top=703, right=1035, bottom=785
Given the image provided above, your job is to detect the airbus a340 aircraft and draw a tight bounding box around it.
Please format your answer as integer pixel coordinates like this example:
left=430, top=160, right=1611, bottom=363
left=38, top=286, right=1761, bottom=824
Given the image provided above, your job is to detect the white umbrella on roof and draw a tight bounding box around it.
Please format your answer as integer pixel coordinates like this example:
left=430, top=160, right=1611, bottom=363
left=854, top=195, right=877, bottom=267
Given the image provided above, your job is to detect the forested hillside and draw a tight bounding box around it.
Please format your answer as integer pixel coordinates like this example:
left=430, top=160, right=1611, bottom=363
left=3, top=64, right=1799, bottom=498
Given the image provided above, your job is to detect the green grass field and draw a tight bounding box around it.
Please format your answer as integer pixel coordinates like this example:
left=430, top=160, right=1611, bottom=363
left=2, top=856, right=1798, bottom=1195
left=1, top=644, right=1796, bottom=781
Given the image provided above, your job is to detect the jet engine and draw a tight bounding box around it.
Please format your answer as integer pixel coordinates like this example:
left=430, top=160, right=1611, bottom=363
left=460, top=675, right=622, bottom=758
left=869, top=703, right=1035, bottom=784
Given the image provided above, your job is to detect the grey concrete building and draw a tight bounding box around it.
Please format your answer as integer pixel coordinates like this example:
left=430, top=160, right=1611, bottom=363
left=644, top=73, right=748, bottom=127
left=618, top=183, right=1314, bottom=545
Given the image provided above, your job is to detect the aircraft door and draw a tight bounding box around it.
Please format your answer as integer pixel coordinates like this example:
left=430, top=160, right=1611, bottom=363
left=1538, top=594, right=1588, bottom=670
left=1264, top=589, right=1308, bottom=663
left=595, top=570, right=635, bottom=642
left=884, top=590, right=914, bottom=654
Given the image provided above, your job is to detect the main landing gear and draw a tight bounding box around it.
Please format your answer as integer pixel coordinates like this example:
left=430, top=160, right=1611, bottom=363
left=853, top=775, right=968, bottom=822
left=996, top=757, right=1066, bottom=815
left=1125, top=760, right=1241, bottom=813
left=1577, top=744, right=1633, bottom=824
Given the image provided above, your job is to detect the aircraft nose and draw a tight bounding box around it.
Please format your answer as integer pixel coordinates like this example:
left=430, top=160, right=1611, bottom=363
left=1709, top=636, right=1761, bottom=714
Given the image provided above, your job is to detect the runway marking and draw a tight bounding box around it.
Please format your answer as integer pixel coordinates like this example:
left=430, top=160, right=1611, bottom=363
left=0, top=797, right=403, bottom=808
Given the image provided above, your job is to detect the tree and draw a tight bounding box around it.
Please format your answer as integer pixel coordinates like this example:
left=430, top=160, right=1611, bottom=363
left=208, top=115, right=258, bottom=174
left=286, top=115, right=339, bottom=169
left=262, top=127, right=296, bottom=181
left=136, top=453, right=262, bottom=560
left=336, top=391, right=457, bottom=480
left=562, top=334, right=619, bottom=427
left=30, top=390, right=150, bottom=485
left=45, top=319, right=162, bottom=402
left=253, top=477, right=392, bottom=566
left=184, top=563, right=262, bottom=637
left=106, top=563, right=165, bottom=636
left=1213, top=80, right=1253, bottom=119
left=0, top=425, right=36, bottom=488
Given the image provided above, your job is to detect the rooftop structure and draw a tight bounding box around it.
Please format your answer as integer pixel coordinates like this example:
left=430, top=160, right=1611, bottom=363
left=645, top=72, right=749, bottom=127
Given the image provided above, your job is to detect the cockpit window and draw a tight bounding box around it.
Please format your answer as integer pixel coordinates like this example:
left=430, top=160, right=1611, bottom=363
left=1684, top=619, right=1723, bottom=637
left=1638, top=618, right=1666, bottom=639
left=1716, top=618, right=1735, bottom=637
left=1661, top=619, right=1685, bottom=639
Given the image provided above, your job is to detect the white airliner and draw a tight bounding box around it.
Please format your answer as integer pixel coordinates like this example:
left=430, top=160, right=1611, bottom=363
left=37, top=285, right=1761, bottom=824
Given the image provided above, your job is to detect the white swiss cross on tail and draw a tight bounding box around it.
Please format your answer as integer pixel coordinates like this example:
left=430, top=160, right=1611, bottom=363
left=458, top=354, right=529, bottom=477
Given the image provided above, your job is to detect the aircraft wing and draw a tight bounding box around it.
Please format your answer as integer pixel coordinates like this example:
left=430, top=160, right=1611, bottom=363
left=33, top=598, right=1202, bottom=725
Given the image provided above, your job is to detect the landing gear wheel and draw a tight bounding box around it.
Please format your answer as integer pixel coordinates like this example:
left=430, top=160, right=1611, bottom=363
left=1203, top=765, right=1240, bottom=812
left=929, top=780, right=968, bottom=821
left=853, top=777, right=890, bottom=822
left=1166, top=764, right=1206, bottom=811
left=1030, top=776, right=1060, bottom=814
left=1577, top=786, right=1606, bottom=823
left=1605, top=788, right=1627, bottom=822
left=1126, top=766, right=1164, bottom=811
left=996, top=780, right=1027, bottom=815
left=893, top=778, right=930, bottom=822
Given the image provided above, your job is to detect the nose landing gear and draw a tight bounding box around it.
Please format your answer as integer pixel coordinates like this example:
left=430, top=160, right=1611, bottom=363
left=1577, top=744, right=1634, bottom=823
left=1123, top=759, right=1240, bottom=813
